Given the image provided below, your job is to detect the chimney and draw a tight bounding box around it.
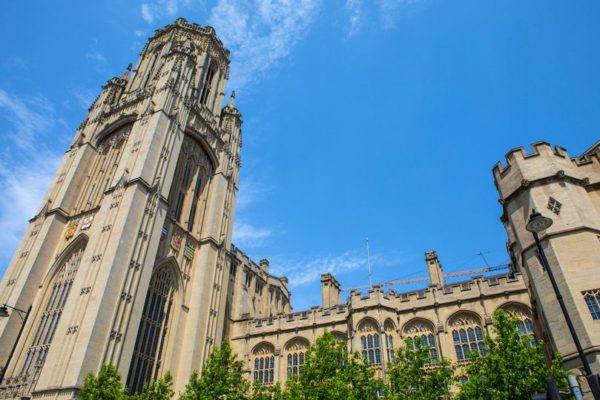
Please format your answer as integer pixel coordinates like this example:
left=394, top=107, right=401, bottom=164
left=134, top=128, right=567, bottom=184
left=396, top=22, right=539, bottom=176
left=425, top=251, right=444, bottom=287
left=321, top=273, right=341, bottom=308
left=259, top=258, right=269, bottom=272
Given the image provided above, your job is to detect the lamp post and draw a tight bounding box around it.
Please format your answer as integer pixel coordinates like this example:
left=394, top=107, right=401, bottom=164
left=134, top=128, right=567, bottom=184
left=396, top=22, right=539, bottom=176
left=526, top=210, right=600, bottom=399
left=0, top=304, right=31, bottom=384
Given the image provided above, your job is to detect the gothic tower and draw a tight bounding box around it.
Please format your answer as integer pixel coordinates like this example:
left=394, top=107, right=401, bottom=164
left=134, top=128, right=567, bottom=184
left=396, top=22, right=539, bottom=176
left=494, top=142, right=600, bottom=374
left=0, top=18, right=242, bottom=399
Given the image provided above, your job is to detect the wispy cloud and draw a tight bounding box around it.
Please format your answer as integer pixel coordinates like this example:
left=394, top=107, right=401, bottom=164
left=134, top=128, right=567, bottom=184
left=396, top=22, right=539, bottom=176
left=140, top=0, right=193, bottom=24
left=0, top=89, right=64, bottom=267
left=0, top=90, right=57, bottom=149
left=71, top=87, right=96, bottom=110
left=344, top=0, right=425, bottom=37
left=270, top=250, right=409, bottom=289
left=345, top=0, right=363, bottom=38
left=236, top=175, right=272, bottom=210
left=208, top=0, right=320, bottom=90
left=233, top=221, right=272, bottom=248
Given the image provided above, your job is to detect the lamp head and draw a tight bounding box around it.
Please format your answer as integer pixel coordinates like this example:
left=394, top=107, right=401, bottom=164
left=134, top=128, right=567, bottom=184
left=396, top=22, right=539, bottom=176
left=526, top=210, right=554, bottom=233
left=0, top=305, right=9, bottom=318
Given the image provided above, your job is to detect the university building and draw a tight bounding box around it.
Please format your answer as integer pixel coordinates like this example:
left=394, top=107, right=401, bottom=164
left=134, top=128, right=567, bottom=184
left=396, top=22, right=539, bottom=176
left=0, top=18, right=598, bottom=399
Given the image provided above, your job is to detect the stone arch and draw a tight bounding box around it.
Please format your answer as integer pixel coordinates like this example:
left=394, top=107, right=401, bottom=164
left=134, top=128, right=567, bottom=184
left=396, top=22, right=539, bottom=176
left=153, top=255, right=185, bottom=303
left=383, top=318, right=397, bottom=332
left=356, top=316, right=380, bottom=333
left=92, top=116, right=137, bottom=147
left=447, top=310, right=483, bottom=329
left=252, top=341, right=275, bottom=355
left=330, top=330, right=348, bottom=342
left=284, top=337, right=310, bottom=352
left=402, top=317, right=436, bottom=335
left=39, top=233, right=88, bottom=290
left=497, top=302, right=533, bottom=318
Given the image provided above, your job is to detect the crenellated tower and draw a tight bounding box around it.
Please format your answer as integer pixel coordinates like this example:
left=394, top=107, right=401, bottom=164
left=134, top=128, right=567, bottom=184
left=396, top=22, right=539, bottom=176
left=493, top=141, right=600, bottom=374
left=0, top=18, right=242, bottom=398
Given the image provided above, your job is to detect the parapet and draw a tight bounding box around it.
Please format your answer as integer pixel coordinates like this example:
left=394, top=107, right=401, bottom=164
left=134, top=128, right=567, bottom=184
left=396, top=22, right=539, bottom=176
left=493, top=141, right=600, bottom=201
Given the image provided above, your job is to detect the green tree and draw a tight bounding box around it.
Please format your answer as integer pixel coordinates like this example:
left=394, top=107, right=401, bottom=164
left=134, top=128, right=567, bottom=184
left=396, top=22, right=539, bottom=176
left=78, top=364, right=129, bottom=400
left=252, top=382, right=284, bottom=400
left=285, top=331, right=383, bottom=400
left=458, top=309, right=571, bottom=400
left=180, top=340, right=250, bottom=400
left=131, top=372, right=175, bottom=400
left=386, top=337, right=455, bottom=400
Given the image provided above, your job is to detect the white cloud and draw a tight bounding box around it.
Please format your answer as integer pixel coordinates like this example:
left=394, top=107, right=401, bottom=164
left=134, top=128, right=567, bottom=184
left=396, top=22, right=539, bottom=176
left=270, top=250, right=408, bottom=289
left=0, top=153, right=62, bottom=264
left=0, top=90, right=56, bottom=150
left=85, top=50, right=107, bottom=64
left=71, top=88, right=96, bottom=110
left=236, top=176, right=272, bottom=210
left=233, top=221, right=272, bottom=248
left=0, top=89, right=64, bottom=267
left=208, top=0, right=320, bottom=90
left=345, top=0, right=363, bottom=38
left=345, top=0, right=425, bottom=37
left=141, top=0, right=193, bottom=25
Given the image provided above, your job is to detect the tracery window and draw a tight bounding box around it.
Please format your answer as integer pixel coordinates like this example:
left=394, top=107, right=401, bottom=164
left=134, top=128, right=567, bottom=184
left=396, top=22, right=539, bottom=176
left=252, top=343, right=275, bottom=385
left=20, top=243, right=85, bottom=381
left=449, top=313, right=485, bottom=362
left=384, top=320, right=396, bottom=363
left=502, top=304, right=536, bottom=344
left=199, top=63, right=217, bottom=106
left=583, top=289, right=600, bottom=320
left=76, top=125, right=130, bottom=212
left=286, top=338, right=308, bottom=380
left=127, top=266, right=176, bottom=393
left=358, top=319, right=381, bottom=365
left=403, top=319, right=439, bottom=364
left=168, top=136, right=212, bottom=233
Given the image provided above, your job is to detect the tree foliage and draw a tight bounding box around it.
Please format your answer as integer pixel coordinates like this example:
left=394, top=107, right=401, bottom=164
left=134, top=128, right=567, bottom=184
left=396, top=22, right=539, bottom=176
left=457, top=309, right=571, bottom=400
left=386, top=337, right=455, bottom=400
left=78, top=364, right=129, bottom=400
left=131, top=372, right=175, bottom=400
left=180, top=340, right=250, bottom=400
left=284, top=331, right=383, bottom=400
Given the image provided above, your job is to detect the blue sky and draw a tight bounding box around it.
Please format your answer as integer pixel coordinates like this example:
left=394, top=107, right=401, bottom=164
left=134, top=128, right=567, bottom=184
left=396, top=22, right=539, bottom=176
left=1, top=0, right=599, bottom=310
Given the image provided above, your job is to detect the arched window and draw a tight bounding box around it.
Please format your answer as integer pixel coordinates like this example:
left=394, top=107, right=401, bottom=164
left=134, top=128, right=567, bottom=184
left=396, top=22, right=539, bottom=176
left=449, top=313, right=485, bottom=362
left=20, top=243, right=86, bottom=382
left=384, top=319, right=396, bottom=363
left=358, top=319, right=381, bottom=365
left=502, top=304, right=536, bottom=345
left=252, top=343, right=275, bottom=385
left=403, top=319, right=439, bottom=364
left=199, top=63, right=217, bottom=106
left=169, top=137, right=212, bottom=233
left=127, top=266, right=177, bottom=393
left=76, top=125, right=130, bottom=212
left=285, top=338, right=309, bottom=380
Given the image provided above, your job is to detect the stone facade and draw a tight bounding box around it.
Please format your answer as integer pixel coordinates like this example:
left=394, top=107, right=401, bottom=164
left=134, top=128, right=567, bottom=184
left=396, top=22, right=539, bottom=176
left=0, top=18, right=598, bottom=399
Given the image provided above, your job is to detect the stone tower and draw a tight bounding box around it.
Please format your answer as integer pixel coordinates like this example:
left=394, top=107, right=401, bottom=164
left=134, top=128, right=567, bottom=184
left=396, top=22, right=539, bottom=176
left=493, top=141, right=600, bottom=373
left=0, top=18, right=242, bottom=398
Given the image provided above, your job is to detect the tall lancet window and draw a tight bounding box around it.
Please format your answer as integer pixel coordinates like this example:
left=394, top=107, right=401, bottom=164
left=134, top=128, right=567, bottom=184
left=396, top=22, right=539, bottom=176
left=127, top=266, right=176, bottom=393
left=20, top=243, right=86, bottom=381
left=199, top=62, right=217, bottom=106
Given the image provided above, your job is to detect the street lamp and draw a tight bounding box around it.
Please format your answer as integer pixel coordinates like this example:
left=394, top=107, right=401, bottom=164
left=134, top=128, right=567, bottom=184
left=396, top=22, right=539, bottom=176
left=526, top=210, right=600, bottom=399
left=0, top=304, right=31, bottom=384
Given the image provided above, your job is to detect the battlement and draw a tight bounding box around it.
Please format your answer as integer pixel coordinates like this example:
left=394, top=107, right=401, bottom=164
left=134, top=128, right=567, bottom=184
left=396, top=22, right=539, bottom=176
left=144, top=18, right=230, bottom=60
left=493, top=141, right=600, bottom=201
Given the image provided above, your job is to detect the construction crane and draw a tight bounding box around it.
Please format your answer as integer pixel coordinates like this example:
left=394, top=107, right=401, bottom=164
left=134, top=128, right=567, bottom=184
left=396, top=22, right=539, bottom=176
left=342, top=264, right=510, bottom=292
